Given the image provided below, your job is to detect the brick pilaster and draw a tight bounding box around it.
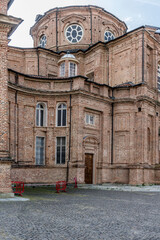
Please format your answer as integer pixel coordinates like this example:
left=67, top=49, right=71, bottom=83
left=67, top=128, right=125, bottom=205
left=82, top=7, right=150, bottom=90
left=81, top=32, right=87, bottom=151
left=0, top=24, right=10, bottom=158
left=0, top=0, right=12, bottom=194
left=0, top=0, right=8, bottom=14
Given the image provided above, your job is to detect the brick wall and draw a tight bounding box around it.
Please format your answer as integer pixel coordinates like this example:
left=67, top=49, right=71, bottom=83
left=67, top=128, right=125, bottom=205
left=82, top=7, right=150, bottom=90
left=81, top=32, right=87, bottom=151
left=5, top=5, right=160, bottom=185
left=0, top=0, right=7, bottom=14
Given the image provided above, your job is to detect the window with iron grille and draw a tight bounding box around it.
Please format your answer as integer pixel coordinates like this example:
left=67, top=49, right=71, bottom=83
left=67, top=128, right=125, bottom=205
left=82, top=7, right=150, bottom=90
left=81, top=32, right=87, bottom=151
left=56, top=137, right=66, bottom=164
left=57, top=103, right=67, bottom=127
left=35, top=137, right=45, bottom=165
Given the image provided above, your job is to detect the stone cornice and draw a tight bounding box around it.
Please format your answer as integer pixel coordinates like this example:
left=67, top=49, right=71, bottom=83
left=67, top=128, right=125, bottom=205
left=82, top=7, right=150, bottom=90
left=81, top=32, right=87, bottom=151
left=8, top=82, right=112, bottom=104
left=0, top=14, right=23, bottom=37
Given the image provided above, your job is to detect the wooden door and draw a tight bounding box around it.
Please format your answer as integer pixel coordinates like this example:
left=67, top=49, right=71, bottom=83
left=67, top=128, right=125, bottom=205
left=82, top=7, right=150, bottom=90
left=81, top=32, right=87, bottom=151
left=85, top=154, right=93, bottom=184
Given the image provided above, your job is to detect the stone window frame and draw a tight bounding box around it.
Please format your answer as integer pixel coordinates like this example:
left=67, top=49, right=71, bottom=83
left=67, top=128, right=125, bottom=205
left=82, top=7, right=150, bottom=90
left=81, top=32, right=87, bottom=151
left=35, top=136, right=45, bottom=166
left=56, top=103, right=67, bottom=127
left=36, top=102, right=47, bottom=127
left=55, top=136, right=66, bottom=164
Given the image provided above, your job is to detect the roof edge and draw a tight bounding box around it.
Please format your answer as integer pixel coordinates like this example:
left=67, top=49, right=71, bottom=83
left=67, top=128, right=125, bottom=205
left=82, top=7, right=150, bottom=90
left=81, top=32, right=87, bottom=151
left=30, top=5, right=127, bottom=34
left=8, top=68, right=88, bottom=80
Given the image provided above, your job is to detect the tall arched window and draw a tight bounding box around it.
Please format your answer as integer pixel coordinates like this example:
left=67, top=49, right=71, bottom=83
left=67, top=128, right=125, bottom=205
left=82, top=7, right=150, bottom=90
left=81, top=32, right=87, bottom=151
left=60, top=62, right=65, bottom=77
left=158, top=62, right=160, bottom=91
left=36, top=103, right=46, bottom=127
left=69, top=62, right=77, bottom=77
left=57, top=103, right=67, bottom=127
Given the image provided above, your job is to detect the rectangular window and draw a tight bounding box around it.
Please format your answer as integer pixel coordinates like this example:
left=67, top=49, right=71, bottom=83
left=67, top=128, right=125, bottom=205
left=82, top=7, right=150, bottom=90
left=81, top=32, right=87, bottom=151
left=35, top=137, right=45, bottom=165
left=40, top=109, right=44, bottom=126
left=86, top=114, right=94, bottom=125
left=60, top=62, right=65, bottom=77
left=69, top=62, right=76, bottom=77
left=62, top=109, right=66, bottom=126
left=58, top=109, right=62, bottom=126
left=36, top=109, right=39, bottom=126
left=56, top=137, right=66, bottom=164
left=57, top=104, right=67, bottom=127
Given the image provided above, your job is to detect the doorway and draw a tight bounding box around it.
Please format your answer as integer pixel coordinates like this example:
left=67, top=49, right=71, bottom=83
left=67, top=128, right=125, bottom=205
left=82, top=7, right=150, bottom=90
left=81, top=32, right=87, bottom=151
left=85, top=154, right=93, bottom=184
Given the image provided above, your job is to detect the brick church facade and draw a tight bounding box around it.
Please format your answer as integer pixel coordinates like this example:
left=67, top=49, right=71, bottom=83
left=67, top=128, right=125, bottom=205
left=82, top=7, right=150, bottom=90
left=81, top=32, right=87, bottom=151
left=1, top=1, right=160, bottom=193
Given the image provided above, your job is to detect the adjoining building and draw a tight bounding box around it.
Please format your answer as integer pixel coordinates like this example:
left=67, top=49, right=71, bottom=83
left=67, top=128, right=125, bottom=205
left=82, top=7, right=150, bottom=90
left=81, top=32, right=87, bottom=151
left=1, top=2, right=160, bottom=194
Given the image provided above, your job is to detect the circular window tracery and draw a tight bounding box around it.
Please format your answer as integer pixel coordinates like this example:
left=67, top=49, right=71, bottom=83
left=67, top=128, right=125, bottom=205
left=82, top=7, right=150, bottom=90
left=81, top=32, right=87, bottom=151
left=104, top=31, right=115, bottom=42
left=65, top=24, right=83, bottom=43
left=39, top=35, right=47, bottom=48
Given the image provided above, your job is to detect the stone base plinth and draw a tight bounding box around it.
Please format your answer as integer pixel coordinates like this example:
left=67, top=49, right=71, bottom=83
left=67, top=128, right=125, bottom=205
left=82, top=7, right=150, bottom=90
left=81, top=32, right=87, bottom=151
left=129, top=169, right=144, bottom=185
left=0, top=160, right=13, bottom=194
left=0, top=193, right=14, bottom=198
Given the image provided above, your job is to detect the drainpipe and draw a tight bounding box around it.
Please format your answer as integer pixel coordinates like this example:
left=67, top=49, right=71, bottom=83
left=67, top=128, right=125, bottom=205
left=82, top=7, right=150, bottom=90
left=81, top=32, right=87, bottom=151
left=89, top=6, right=93, bottom=45
left=111, top=89, right=114, bottom=165
left=56, top=8, right=59, bottom=52
left=66, top=80, right=72, bottom=183
left=106, top=45, right=113, bottom=164
left=142, top=28, right=145, bottom=82
left=14, top=90, right=18, bottom=162
left=9, top=101, right=11, bottom=154
left=36, top=48, right=39, bottom=76
left=105, top=46, right=109, bottom=84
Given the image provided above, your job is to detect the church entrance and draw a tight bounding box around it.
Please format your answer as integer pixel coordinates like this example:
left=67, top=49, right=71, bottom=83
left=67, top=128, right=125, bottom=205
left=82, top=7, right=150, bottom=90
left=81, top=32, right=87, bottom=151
left=85, top=154, right=93, bottom=184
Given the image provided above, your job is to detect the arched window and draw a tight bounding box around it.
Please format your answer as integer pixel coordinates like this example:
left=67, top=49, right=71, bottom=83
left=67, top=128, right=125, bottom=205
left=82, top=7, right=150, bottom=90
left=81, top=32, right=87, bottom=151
left=104, top=31, right=115, bottom=42
left=57, top=103, right=67, bottom=127
left=69, top=62, right=77, bottom=77
left=60, top=62, right=65, bottom=77
left=39, top=35, right=47, bottom=48
left=158, top=62, right=160, bottom=91
left=36, top=103, right=46, bottom=127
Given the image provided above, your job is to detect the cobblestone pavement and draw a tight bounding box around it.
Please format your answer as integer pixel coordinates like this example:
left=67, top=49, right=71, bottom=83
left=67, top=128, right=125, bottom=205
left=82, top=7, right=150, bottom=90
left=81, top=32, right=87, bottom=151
left=1, top=187, right=160, bottom=240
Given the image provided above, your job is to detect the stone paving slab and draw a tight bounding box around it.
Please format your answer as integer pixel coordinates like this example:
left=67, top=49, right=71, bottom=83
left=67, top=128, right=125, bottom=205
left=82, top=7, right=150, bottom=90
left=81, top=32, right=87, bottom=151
left=0, top=197, right=29, bottom=202
left=78, top=183, right=160, bottom=192
left=0, top=187, right=160, bottom=240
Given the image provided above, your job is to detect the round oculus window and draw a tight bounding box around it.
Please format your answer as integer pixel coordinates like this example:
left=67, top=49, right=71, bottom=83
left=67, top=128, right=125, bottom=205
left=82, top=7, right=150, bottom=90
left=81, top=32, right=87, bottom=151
left=39, top=35, right=47, bottom=48
left=65, top=24, right=83, bottom=43
left=104, top=31, right=115, bottom=42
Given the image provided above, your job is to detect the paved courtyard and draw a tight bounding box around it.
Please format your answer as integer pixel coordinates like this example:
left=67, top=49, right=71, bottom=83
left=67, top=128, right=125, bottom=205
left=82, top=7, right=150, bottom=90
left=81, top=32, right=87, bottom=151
left=0, top=186, right=160, bottom=240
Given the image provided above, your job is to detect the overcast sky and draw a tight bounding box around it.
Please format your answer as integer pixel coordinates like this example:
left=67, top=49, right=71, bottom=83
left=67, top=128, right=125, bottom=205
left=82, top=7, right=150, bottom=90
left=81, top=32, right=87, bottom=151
left=8, top=0, right=160, bottom=48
